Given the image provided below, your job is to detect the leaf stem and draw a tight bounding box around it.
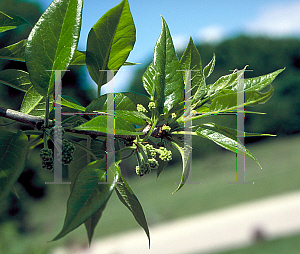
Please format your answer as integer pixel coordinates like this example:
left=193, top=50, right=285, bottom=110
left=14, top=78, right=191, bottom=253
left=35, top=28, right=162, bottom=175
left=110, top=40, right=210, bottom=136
left=141, top=118, right=158, bottom=142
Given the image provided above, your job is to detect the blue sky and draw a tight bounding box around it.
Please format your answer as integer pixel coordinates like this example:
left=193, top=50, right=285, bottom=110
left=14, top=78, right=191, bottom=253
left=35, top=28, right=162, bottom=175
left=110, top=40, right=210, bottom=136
left=32, top=0, right=300, bottom=93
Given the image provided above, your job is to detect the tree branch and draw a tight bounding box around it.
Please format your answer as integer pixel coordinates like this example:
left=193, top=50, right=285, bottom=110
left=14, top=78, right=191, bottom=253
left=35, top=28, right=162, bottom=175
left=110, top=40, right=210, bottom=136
left=0, top=106, right=166, bottom=140
left=0, top=106, right=53, bottom=130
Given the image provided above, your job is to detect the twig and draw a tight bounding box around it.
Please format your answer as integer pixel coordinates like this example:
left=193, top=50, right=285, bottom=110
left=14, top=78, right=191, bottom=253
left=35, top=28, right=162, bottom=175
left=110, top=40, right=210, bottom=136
left=0, top=106, right=166, bottom=140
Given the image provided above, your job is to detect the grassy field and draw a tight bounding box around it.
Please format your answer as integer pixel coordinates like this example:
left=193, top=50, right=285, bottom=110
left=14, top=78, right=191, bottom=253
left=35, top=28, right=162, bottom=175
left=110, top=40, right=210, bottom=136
left=0, top=134, right=299, bottom=253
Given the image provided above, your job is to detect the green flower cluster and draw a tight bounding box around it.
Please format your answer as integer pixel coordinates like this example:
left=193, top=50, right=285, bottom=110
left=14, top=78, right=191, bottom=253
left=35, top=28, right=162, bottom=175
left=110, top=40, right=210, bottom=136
left=59, top=139, right=75, bottom=165
left=135, top=164, right=151, bottom=177
left=137, top=104, right=148, bottom=113
left=161, top=125, right=171, bottom=132
left=135, top=143, right=172, bottom=176
left=144, top=144, right=172, bottom=162
left=40, top=148, right=54, bottom=171
left=148, top=101, right=156, bottom=110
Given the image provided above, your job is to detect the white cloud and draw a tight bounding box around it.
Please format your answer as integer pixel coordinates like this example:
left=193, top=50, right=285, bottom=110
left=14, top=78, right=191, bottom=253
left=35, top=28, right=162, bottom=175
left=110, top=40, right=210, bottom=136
left=246, top=1, right=300, bottom=37
left=197, top=25, right=225, bottom=43
left=172, top=35, right=190, bottom=51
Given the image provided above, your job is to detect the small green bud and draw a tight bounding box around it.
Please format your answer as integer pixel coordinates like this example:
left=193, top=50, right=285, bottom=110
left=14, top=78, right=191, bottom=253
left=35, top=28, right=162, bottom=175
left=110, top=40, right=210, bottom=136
left=148, top=101, right=156, bottom=110
left=148, top=158, right=159, bottom=169
left=137, top=104, right=148, bottom=113
left=171, top=113, right=177, bottom=119
left=144, top=144, right=156, bottom=158
left=158, top=147, right=172, bottom=161
left=162, top=125, right=171, bottom=132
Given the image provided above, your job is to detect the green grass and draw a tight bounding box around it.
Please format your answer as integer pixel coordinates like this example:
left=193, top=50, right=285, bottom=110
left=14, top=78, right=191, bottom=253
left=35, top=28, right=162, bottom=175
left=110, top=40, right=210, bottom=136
left=1, top=134, right=300, bottom=253
left=211, top=233, right=300, bottom=254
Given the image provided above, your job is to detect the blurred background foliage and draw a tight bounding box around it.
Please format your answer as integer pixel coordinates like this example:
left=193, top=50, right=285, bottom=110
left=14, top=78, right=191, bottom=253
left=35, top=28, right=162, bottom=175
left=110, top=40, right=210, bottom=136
left=0, top=0, right=299, bottom=253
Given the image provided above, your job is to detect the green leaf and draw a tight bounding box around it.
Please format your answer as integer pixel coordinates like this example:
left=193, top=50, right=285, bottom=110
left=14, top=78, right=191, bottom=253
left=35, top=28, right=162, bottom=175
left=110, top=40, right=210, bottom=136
left=0, top=40, right=137, bottom=67
left=68, top=140, right=107, bottom=244
left=20, top=87, right=54, bottom=117
left=86, top=0, right=135, bottom=87
left=115, top=110, right=149, bottom=126
left=0, top=69, right=31, bottom=92
left=84, top=199, right=109, bottom=245
left=74, top=115, right=144, bottom=136
left=86, top=92, right=150, bottom=112
left=53, top=158, right=119, bottom=241
left=205, top=69, right=246, bottom=101
left=194, top=123, right=275, bottom=139
left=0, top=11, right=28, bottom=33
left=69, top=140, right=106, bottom=184
left=0, top=130, right=28, bottom=203
left=195, top=127, right=261, bottom=168
left=25, top=0, right=83, bottom=96
left=180, top=37, right=206, bottom=103
left=70, top=50, right=86, bottom=65
left=0, top=39, right=27, bottom=62
left=203, top=53, right=215, bottom=79
left=171, top=141, right=192, bottom=193
left=143, top=17, right=184, bottom=114
left=242, top=68, right=284, bottom=92
left=115, top=167, right=150, bottom=247
left=142, top=63, right=156, bottom=99
left=156, top=158, right=168, bottom=178
left=61, top=96, right=86, bottom=112
left=210, top=85, right=274, bottom=113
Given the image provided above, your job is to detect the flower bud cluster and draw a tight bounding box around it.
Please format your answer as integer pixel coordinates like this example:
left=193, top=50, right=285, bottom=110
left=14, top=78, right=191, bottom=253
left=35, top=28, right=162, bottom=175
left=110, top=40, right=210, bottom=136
left=148, top=101, right=156, bottom=110
left=137, top=104, right=148, bottom=113
left=59, top=139, right=75, bottom=165
left=40, top=148, right=54, bottom=171
left=135, top=143, right=172, bottom=176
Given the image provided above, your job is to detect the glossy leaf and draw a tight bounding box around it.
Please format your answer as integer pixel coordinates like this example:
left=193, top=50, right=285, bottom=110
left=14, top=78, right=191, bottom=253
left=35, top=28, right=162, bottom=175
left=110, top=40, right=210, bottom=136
left=0, top=41, right=137, bottom=67
left=115, top=166, right=150, bottom=247
left=20, top=87, right=54, bottom=117
left=0, top=69, right=31, bottom=92
left=142, top=63, right=156, bottom=99
left=0, top=11, right=28, bottom=33
left=53, top=158, right=118, bottom=241
left=70, top=50, right=86, bottom=65
left=0, top=39, right=27, bottom=62
left=203, top=53, right=215, bottom=79
left=143, top=17, right=184, bottom=114
left=171, top=141, right=192, bottom=193
left=195, top=127, right=261, bottom=168
left=86, top=0, right=135, bottom=86
left=74, top=115, right=144, bottom=136
left=0, top=130, right=28, bottom=203
left=68, top=141, right=108, bottom=244
left=206, top=69, right=245, bottom=100
left=61, top=96, right=86, bottom=112
left=115, top=110, right=149, bottom=126
left=240, top=68, right=284, bottom=92
left=25, top=0, right=83, bottom=96
left=194, top=123, right=275, bottom=139
left=86, top=92, right=150, bottom=112
left=180, top=37, right=206, bottom=103
left=210, top=85, right=274, bottom=113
